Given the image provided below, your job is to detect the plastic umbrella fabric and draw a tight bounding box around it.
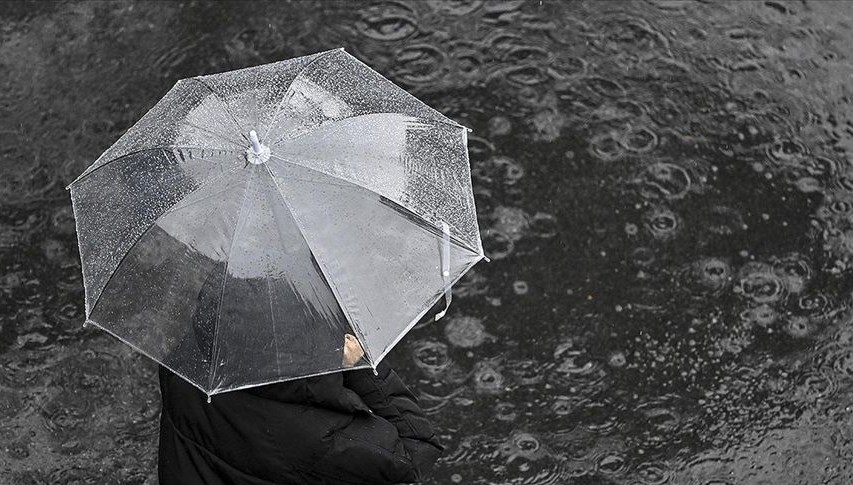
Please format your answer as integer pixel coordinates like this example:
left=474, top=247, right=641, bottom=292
left=66, top=48, right=486, bottom=397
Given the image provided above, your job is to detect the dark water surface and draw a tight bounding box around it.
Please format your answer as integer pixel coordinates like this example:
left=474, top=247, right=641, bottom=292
left=3, top=0, right=853, bottom=483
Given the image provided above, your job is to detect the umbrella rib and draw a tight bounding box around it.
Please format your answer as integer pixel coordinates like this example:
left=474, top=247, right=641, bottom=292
left=66, top=146, right=243, bottom=190
left=86, top=164, right=244, bottom=318
left=261, top=164, right=376, bottom=366
left=265, top=277, right=282, bottom=376
left=208, top=171, right=254, bottom=392
left=187, top=77, right=251, bottom=143
left=266, top=153, right=480, bottom=255
left=372, top=254, right=484, bottom=366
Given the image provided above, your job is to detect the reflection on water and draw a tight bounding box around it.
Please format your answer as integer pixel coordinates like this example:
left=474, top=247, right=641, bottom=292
left=4, top=0, right=853, bottom=483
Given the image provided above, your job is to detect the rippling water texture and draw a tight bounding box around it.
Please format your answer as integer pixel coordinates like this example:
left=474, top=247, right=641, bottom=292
left=4, top=1, right=853, bottom=483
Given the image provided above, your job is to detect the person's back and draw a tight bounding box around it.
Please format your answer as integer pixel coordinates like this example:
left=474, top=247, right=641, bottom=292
left=158, top=359, right=444, bottom=484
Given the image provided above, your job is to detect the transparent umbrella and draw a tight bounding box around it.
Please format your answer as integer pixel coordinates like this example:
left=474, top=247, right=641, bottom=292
left=66, top=48, right=486, bottom=398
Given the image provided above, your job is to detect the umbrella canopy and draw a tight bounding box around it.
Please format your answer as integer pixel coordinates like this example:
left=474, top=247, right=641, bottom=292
left=65, top=48, right=485, bottom=397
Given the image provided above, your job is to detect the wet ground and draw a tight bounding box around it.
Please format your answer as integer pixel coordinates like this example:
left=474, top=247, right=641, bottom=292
left=3, top=0, right=853, bottom=483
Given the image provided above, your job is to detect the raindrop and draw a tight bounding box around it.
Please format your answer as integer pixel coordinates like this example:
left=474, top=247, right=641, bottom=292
left=529, top=212, right=558, bottom=238
left=467, top=135, right=495, bottom=160
left=800, top=155, right=840, bottom=181
left=50, top=205, right=76, bottom=235
left=412, top=340, right=451, bottom=375
left=487, top=116, right=512, bottom=137
left=734, top=262, right=786, bottom=304
left=771, top=252, right=811, bottom=295
left=6, top=440, right=29, bottom=460
left=740, top=304, right=778, bottom=328
left=393, top=43, right=445, bottom=85
left=608, top=351, right=627, bottom=368
left=502, top=64, right=551, bottom=87
left=704, top=205, right=746, bottom=236
left=639, top=162, right=692, bottom=200
left=766, top=138, right=808, bottom=166
left=552, top=54, right=588, bottom=78
left=42, top=238, right=67, bottom=262
left=640, top=404, right=681, bottom=432
left=631, top=247, right=656, bottom=267
left=826, top=347, right=853, bottom=378
left=643, top=206, right=680, bottom=241
left=444, top=316, right=488, bottom=348
left=482, top=0, right=526, bottom=25
left=508, top=359, right=544, bottom=385
left=425, top=0, right=483, bottom=15
left=597, top=452, right=627, bottom=475
left=687, top=257, right=732, bottom=294
left=482, top=230, right=514, bottom=260
left=621, top=125, right=659, bottom=153
left=552, top=396, right=576, bottom=415
left=495, top=402, right=518, bottom=421
left=589, top=131, right=626, bottom=161
left=454, top=269, right=490, bottom=298
left=490, top=206, right=530, bottom=241
left=649, top=97, right=685, bottom=127
left=634, top=461, right=671, bottom=484
left=782, top=316, right=812, bottom=338
left=554, top=349, right=599, bottom=377
left=583, top=76, right=627, bottom=98
left=473, top=361, right=505, bottom=394
left=487, top=156, right=525, bottom=185
left=501, top=45, right=551, bottom=65
left=356, top=2, right=419, bottom=41
left=796, top=292, right=831, bottom=318
left=795, top=176, right=821, bottom=193
left=499, top=431, right=545, bottom=462
left=795, top=370, right=837, bottom=400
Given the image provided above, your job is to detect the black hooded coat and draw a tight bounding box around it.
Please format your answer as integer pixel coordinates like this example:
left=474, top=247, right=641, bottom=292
left=158, top=360, right=444, bottom=484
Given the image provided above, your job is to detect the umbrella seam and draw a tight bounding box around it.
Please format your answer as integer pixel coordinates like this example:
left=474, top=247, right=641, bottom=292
left=180, top=118, right=246, bottom=148
left=85, top=164, right=244, bottom=319
left=260, top=48, right=341, bottom=143
left=266, top=153, right=481, bottom=255
left=66, top=146, right=243, bottom=190
left=267, top=113, right=468, bottom=148
left=343, top=51, right=469, bottom=130
left=261, top=164, right=376, bottom=367
left=208, top=170, right=255, bottom=392
left=460, top=128, right=485, bottom=255
left=188, top=77, right=252, bottom=143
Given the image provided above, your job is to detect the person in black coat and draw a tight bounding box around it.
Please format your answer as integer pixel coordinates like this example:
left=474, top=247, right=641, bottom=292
left=158, top=332, right=444, bottom=485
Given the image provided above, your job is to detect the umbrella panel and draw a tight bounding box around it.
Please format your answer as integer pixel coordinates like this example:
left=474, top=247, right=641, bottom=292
left=267, top=157, right=483, bottom=362
left=270, top=113, right=481, bottom=253
left=71, top=147, right=244, bottom=316
left=89, top=164, right=356, bottom=394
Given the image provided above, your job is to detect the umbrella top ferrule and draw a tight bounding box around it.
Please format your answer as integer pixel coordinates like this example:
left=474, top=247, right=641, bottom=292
left=249, top=130, right=262, bottom=154
left=245, top=130, right=271, bottom=164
